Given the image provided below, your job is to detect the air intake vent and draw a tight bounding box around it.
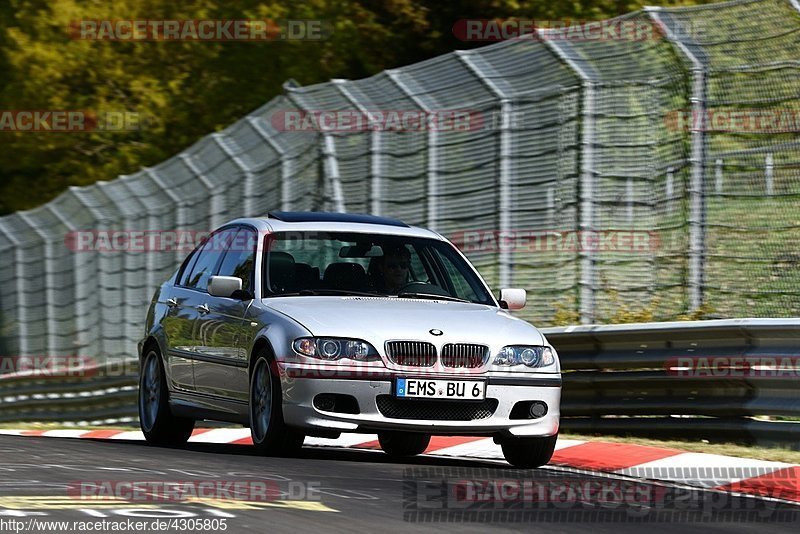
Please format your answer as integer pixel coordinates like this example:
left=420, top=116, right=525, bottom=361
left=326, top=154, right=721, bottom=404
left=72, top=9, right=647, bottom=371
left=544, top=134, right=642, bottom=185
left=441, top=344, right=488, bottom=368
left=376, top=396, right=498, bottom=421
left=385, top=341, right=437, bottom=367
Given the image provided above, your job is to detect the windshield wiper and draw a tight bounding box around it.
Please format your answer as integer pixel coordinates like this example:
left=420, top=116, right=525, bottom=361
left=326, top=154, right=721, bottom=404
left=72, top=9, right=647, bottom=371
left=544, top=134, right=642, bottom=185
left=396, top=292, right=470, bottom=303
left=269, top=289, right=380, bottom=297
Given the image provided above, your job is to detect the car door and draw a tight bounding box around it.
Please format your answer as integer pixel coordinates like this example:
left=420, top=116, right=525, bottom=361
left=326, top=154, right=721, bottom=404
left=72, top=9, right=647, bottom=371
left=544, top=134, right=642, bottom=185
left=192, top=227, right=256, bottom=402
left=166, top=228, right=233, bottom=392
left=162, top=238, right=215, bottom=392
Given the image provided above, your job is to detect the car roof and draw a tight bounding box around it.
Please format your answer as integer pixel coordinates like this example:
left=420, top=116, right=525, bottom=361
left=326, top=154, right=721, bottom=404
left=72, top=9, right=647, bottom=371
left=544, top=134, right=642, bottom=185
left=223, top=212, right=446, bottom=240
left=268, top=211, right=409, bottom=227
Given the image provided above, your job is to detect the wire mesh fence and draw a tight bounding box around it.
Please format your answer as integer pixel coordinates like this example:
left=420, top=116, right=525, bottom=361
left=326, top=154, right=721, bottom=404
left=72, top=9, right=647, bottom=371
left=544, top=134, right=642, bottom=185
left=0, top=0, right=799, bottom=363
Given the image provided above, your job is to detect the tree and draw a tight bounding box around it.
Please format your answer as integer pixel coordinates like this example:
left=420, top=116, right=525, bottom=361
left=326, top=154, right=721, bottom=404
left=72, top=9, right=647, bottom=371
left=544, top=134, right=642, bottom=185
left=0, top=0, right=715, bottom=214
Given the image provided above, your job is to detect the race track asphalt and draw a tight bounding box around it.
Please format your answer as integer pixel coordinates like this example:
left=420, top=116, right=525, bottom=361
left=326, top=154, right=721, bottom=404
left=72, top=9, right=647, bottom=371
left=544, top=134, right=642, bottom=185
left=0, top=434, right=797, bottom=533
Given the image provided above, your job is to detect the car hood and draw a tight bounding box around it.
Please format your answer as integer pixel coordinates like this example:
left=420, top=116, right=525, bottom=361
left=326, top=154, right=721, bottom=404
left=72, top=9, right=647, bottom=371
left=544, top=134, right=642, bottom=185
left=262, top=296, right=545, bottom=347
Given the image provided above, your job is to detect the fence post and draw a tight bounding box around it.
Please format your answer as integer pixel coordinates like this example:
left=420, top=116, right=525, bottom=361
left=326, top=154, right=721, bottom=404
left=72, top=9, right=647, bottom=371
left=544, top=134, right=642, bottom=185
left=284, top=84, right=346, bottom=213
left=0, top=223, right=26, bottom=356
left=539, top=32, right=597, bottom=324
left=667, top=167, right=674, bottom=199
left=144, top=168, right=187, bottom=267
left=211, top=133, right=257, bottom=217
left=246, top=116, right=293, bottom=212
left=46, top=204, right=89, bottom=359
left=626, top=177, right=634, bottom=224
left=333, top=80, right=384, bottom=216
left=17, top=213, right=57, bottom=357
left=715, top=159, right=723, bottom=194
left=646, top=7, right=708, bottom=313
left=386, top=70, right=439, bottom=231
left=179, top=153, right=224, bottom=229
left=65, top=187, right=120, bottom=361
left=766, top=153, right=774, bottom=196
left=321, top=135, right=345, bottom=213
left=456, top=51, right=513, bottom=289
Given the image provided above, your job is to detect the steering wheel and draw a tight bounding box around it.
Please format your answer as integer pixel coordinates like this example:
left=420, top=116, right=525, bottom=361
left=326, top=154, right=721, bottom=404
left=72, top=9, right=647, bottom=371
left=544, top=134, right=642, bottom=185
left=396, top=281, right=432, bottom=292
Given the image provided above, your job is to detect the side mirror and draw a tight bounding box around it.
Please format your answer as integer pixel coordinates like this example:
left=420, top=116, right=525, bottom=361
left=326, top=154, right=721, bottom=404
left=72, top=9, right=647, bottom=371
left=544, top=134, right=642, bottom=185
left=499, top=288, right=527, bottom=310
left=208, top=276, right=243, bottom=298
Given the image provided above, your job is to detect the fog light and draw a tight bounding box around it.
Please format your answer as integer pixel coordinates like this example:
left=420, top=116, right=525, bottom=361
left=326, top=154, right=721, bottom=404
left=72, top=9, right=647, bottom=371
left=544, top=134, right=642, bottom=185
left=315, top=394, right=336, bottom=412
left=529, top=401, right=548, bottom=418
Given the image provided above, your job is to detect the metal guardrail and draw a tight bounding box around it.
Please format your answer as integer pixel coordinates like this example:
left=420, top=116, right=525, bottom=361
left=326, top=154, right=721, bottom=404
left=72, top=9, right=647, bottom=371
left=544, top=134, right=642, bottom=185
left=1, top=319, right=799, bottom=451
left=0, top=360, right=138, bottom=425
left=543, top=319, right=800, bottom=448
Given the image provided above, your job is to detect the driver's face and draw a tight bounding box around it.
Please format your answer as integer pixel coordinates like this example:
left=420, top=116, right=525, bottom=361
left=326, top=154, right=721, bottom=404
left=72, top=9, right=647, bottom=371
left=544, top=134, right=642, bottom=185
left=382, top=254, right=409, bottom=291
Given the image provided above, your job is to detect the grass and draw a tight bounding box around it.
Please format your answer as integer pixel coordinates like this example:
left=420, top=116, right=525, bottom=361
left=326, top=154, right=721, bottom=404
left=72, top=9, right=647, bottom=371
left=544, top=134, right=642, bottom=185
left=562, top=432, right=800, bottom=464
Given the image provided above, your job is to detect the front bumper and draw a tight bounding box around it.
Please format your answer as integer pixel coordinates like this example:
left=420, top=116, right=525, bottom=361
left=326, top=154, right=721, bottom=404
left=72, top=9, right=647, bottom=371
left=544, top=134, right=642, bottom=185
left=279, top=364, right=561, bottom=438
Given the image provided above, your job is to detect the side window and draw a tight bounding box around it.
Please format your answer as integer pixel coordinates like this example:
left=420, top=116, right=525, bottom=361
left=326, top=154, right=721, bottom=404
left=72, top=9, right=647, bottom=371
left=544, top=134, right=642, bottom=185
left=217, top=228, right=256, bottom=294
left=408, top=248, right=426, bottom=283
left=185, top=228, right=237, bottom=292
left=178, top=247, right=201, bottom=287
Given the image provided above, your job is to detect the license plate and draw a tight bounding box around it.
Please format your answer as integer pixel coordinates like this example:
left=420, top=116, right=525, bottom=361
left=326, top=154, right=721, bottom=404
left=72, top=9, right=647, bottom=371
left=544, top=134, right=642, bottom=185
left=395, top=378, right=486, bottom=400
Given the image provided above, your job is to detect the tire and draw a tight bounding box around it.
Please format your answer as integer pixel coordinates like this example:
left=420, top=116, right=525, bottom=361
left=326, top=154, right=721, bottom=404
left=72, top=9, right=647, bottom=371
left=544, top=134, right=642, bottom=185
left=138, top=348, right=195, bottom=445
left=378, top=432, right=431, bottom=457
left=249, top=351, right=305, bottom=456
left=501, top=433, right=558, bottom=468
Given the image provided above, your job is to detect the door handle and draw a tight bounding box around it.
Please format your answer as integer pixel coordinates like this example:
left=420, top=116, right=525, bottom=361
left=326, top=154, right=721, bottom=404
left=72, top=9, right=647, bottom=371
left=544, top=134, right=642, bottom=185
left=166, top=298, right=178, bottom=308
left=197, top=303, right=210, bottom=314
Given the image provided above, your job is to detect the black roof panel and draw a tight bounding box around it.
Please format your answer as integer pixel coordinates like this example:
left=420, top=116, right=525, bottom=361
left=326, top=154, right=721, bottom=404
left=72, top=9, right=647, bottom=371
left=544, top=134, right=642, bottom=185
left=267, top=211, right=409, bottom=228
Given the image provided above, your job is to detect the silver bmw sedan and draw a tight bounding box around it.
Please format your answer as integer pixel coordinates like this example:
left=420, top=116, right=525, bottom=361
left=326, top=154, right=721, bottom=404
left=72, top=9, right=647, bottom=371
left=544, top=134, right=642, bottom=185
left=138, top=211, right=561, bottom=468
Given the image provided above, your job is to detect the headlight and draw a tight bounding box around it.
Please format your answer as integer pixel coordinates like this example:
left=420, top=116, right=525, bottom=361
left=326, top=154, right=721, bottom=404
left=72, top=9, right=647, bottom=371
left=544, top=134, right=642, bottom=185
left=292, top=337, right=381, bottom=362
left=494, top=346, right=555, bottom=368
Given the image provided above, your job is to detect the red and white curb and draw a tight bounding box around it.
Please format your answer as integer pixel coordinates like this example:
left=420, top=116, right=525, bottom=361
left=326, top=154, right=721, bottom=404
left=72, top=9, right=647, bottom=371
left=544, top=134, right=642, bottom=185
left=2, top=428, right=798, bottom=503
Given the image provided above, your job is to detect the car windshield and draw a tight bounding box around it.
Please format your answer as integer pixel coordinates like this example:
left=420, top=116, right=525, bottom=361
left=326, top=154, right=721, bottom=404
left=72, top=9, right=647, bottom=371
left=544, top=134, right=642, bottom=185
left=263, top=231, right=495, bottom=305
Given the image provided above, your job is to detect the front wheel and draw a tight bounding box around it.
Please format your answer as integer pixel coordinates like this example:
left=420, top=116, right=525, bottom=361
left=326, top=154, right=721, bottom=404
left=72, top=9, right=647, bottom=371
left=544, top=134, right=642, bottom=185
left=138, top=349, right=195, bottom=445
left=501, top=433, right=558, bottom=468
left=378, top=432, right=431, bottom=457
left=249, top=352, right=304, bottom=456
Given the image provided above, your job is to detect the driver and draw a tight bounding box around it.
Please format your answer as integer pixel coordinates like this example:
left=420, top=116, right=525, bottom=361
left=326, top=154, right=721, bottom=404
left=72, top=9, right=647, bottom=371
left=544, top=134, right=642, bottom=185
left=375, top=245, right=411, bottom=294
